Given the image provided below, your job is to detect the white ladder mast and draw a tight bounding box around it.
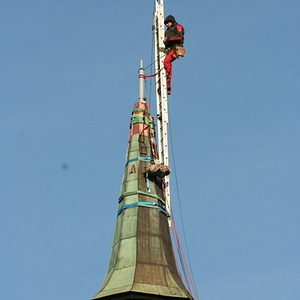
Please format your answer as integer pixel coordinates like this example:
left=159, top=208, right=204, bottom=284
left=153, top=0, right=172, bottom=224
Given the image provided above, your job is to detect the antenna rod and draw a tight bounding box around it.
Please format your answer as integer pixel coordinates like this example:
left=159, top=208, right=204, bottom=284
left=138, top=60, right=145, bottom=102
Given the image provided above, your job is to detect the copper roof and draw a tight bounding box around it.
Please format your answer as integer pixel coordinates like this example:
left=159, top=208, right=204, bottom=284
left=92, top=102, right=193, bottom=300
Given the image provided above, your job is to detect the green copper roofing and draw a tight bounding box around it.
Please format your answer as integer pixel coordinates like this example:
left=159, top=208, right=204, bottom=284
left=92, top=102, right=193, bottom=300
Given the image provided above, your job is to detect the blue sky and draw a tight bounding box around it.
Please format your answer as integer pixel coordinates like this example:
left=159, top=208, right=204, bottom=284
left=1, top=0, right=299, bottom=299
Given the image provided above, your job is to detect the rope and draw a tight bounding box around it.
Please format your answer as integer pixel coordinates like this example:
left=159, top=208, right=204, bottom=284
left=138, top=67, right=163, bottom=79
left=147, top=28, right=155, bottom=109
left=140, top=2, right=198, bottom=297
left=169, top=108, right=200, bottom=300
left=143, top=54, right=166, bottom=71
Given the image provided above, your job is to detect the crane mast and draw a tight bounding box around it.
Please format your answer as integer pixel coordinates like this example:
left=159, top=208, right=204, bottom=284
left=152, top=0, right=171, bottom=223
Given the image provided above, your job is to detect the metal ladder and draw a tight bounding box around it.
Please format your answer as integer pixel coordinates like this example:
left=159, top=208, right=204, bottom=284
left=153, top=0, right=171, bottom=224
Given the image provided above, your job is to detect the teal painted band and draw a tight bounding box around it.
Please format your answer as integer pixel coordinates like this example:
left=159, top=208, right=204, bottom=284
left=126, top=156, right=152, bottom=166
left=117, top=201, right=169, bottom=217
left=132, top=108, right=151, bottom=115
left=130, top=114, right=154, bottom=126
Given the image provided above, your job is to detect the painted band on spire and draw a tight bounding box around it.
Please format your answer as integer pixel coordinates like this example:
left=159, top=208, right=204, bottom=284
left=117, top=201, right=169, bottom=217
left=129, top=102, right=155, bottom=138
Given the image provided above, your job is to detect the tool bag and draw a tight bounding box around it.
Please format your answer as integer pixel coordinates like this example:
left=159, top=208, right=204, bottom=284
left=175, top=46, right=186, bottom=57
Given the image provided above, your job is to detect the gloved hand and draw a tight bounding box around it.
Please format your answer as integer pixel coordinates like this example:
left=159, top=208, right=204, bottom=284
left=163, top=38, right=168, bottom=45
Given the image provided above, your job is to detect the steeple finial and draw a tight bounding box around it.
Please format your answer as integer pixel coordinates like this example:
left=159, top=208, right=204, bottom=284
left=138, top=60, right=146, bottom=103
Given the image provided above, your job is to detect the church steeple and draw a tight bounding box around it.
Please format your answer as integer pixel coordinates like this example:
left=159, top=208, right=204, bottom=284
left=91, top=100, right=193, bottom=300
left=91, top=1, right=196, bottom=299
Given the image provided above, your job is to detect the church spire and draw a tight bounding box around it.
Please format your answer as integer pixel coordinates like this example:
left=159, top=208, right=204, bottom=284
left=91, top=1, right=195, bottom=299
left=91, top=90, right=193, bottom=300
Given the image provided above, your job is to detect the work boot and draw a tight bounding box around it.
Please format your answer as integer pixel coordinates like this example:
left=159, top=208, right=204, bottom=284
left=167, top=83, right=171, bottom=95
left=157, top=83, right=171, bottom=95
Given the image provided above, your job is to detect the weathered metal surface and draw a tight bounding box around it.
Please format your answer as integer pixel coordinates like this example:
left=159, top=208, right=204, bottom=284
left=128, top=102, right=153, bottom=140
left=91, top=102, right=193, bottom=300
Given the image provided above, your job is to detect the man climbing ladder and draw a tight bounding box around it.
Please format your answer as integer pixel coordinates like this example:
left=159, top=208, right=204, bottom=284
left=152, top=3, right=186, bottom=226
left=163, top=15, right=185, bottom=95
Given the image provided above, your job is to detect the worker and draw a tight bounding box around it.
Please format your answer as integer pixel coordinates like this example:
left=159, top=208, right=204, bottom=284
left=163, top=15, right=185, bottom=95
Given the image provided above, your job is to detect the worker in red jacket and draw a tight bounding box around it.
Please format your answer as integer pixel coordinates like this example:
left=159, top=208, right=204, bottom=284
left=163, top=15, right=185, bottom=95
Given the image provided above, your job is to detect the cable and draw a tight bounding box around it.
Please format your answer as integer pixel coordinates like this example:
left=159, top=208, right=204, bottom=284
left=169, top=108, right=200, bottom=300
left=146, top=4, right=198, bottom=297
left=144, top=53, right=166, bottom=71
